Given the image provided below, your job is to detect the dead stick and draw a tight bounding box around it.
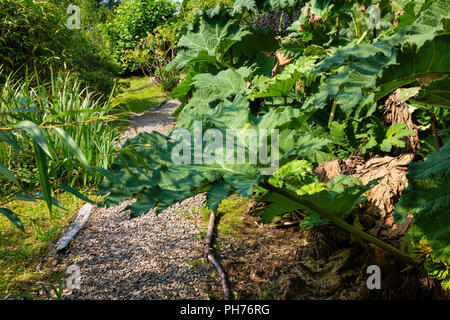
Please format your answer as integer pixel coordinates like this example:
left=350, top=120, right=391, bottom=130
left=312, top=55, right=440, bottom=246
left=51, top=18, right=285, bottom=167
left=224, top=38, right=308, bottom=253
left=0, top=116, right=117, bottom=131
left=204, top=210, right=231, bottom=300
left=430, top=114, right=442, bottom=149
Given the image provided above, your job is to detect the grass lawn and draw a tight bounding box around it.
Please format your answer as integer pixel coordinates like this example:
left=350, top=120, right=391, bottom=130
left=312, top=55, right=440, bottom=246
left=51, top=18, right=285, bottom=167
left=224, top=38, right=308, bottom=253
left=0, top=189, right=100, bottom=298
left=116, top=76, right=167, bottom=114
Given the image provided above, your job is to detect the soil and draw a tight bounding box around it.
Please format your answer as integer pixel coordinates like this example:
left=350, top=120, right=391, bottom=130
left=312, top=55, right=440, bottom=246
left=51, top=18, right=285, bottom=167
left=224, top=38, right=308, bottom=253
left=208, top=206, right=444, bottom=300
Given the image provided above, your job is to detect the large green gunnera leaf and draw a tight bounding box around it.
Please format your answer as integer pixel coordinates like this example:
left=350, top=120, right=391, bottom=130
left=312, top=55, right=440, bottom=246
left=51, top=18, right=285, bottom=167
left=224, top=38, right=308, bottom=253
left=391, top=0, right=450, bottom=48
left=309, top=0, right=450, bottom=116
left=168, top=8, right=249, bottom=69
left=99, top=95, right=333, bottom=218
left=375, top=35, right=450, bottom=102
left=395, top=140, right=450, bottom=263
left=249, top=56, right=318, bottom=101
left=192, top=67, right=251, bottom=98
left=98, top=129, right=260, bottom=217
left=98, top=96, right=263, bottom=217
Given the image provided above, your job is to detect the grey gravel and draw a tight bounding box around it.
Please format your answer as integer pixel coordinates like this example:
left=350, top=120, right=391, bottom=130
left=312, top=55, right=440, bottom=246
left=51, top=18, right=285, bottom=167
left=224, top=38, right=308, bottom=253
left=59, top=100, right=213, bottom=299
left=118, top=99, right=179, bottom=145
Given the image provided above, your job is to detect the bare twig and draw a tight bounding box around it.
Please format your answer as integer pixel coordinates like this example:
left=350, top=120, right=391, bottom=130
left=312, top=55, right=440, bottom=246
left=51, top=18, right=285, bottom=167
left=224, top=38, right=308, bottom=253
left=430, top=114, right=442, bottom=149
left=0, top=116, right=118, bottom=131
left=204, top=210, right=231, bottom=300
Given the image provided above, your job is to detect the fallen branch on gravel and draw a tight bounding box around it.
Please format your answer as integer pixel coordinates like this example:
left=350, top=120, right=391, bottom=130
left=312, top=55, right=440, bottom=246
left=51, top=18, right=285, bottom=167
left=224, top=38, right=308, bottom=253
left=204, top=210, right=231, bottom=300
left=56, top=203, right=96, bottom=251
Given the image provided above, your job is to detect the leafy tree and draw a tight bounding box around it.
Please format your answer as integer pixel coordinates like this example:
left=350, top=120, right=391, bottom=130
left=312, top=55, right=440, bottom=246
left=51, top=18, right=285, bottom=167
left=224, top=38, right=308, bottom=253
left=0, top=0, right=71, bottom=80
left=180, top=0, right=235, bottom=21
left=1, top=0, right=120, bottom=96
left=97, top=0, right=122, bottom=8
left=104, top=0, right=177, bottom=69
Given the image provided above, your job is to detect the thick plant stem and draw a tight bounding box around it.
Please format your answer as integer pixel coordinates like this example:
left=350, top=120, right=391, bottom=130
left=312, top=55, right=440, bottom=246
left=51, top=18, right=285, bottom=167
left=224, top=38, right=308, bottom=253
left=229, top=47, right=234, bottom=67
left=279, top=12, right=284, bottom=32
left=352, top=11, right=359, bottom=37
left=204, top=210, right=231, bottom=300
left=328, top=99, right=337, bottom=127
left=356, top=30, right=369, bottom=45
left=430, top=114, right=442, bottom=149
left=261, top=182, right=418, bottom=266
left=335, top=17, right=340, bottom=41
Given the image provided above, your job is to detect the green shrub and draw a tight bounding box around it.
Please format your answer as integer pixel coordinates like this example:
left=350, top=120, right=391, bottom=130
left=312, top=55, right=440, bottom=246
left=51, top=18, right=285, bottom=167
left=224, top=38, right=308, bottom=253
left=124, top=23, right=180, bottom=91
left=67, top=31, right=121, bottom=95
left=0, top=0, right=71, bottom=80
left=157, top=67, right=182, bottom=92
left=180, top=0, right=235, bottom=22
left=0, top=68, right=122, bottom=230
left=104, top=0, right=177, bottom=71
left=0, top=0, right=120, bottom=97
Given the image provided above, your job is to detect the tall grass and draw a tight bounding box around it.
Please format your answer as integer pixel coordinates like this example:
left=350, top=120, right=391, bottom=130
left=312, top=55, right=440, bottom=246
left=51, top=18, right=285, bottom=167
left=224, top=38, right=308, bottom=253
left=0, top=70, right=120, bottom=198
left=42, top=72, right=120, bottom=186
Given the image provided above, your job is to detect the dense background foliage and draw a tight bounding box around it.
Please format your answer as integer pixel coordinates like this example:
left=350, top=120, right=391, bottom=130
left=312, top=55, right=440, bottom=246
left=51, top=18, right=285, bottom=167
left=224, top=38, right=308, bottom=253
left=104, top=0, right=177, bottom=71
left=0, top=0, right=121, bottom=96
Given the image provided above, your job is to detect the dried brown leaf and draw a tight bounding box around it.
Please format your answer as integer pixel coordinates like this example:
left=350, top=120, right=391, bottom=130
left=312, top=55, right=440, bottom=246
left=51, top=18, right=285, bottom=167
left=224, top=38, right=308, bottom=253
left=382, top=88, right=420, bottom=153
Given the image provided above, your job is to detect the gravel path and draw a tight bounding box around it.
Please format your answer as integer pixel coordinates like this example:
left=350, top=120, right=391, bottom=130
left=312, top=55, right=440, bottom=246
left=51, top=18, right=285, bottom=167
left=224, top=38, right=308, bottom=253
left=59, top=100, right=213, bottom=299
left=123, top=99, right=180, bottom=139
